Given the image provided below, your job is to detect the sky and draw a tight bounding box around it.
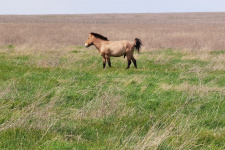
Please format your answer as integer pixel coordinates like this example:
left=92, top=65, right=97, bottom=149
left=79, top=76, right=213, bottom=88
left=0, top=0, right=224, bottom=15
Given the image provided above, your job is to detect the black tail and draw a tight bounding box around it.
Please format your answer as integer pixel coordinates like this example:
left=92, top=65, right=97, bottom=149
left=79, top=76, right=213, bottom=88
left=134, top=38, right=142, bottom=53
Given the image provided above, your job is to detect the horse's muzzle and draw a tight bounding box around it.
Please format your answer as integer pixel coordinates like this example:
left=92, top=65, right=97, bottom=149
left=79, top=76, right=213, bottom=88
left=84, top=43, right=88, bottom=48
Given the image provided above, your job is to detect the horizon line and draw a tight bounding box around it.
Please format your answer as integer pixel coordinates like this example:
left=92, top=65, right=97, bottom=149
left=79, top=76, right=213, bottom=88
left=1, top=11, right=225, bottom=16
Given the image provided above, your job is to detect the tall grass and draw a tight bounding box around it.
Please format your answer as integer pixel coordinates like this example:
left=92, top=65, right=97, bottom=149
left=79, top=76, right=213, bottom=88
left=1, top=13, right=225, bottom=50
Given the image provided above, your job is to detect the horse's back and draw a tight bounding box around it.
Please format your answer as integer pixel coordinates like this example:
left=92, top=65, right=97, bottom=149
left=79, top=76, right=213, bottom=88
left=103, top=40, right=134, bottom=57
left=110, top=40, right=134, bottom=49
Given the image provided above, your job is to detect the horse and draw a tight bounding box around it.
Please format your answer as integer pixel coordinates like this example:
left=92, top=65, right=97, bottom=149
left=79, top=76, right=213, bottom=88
left=84, top=32, right=142, bottom=69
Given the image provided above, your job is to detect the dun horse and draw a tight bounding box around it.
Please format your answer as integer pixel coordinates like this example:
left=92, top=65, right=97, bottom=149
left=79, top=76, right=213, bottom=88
left=84, top=32, right=142, bottom=69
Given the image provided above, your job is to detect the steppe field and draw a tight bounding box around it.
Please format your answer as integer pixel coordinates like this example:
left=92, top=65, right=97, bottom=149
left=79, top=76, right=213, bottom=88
left=0, top=13, right=225, bottom=149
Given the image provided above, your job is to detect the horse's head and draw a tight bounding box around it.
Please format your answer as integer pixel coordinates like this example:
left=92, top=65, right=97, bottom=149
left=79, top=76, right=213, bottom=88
left=84, top=33, right=94, bottom=48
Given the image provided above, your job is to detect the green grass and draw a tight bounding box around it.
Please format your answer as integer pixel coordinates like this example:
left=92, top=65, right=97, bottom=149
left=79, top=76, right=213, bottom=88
left=0, top=47, right=225, bottom=149
left=210, top=50, right=225, bottom=55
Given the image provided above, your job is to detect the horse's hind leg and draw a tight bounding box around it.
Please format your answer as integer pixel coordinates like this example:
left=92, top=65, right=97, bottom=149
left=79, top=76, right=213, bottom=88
left=106, top=55, right=111, bottom=67
left=131, top=56, right=137, bottom=68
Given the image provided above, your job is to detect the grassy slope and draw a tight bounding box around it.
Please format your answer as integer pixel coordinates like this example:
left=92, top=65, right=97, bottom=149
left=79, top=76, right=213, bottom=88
left=0, top=46, right=225, bottom=149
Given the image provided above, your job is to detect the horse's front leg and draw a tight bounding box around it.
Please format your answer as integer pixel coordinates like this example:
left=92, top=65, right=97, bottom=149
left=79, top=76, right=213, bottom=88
left=106, top=55, right=111, bottom=67
left=102, top=55, right=106, bottom=69
left=127, top=56, right=132, bottom=69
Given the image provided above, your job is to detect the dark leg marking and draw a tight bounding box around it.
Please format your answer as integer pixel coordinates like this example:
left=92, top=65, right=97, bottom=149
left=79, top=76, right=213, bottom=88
left=102, top=55, right=106, bottom=69
left=124, top=53, right=126, bottom=58
left=103, top=62, right=106, bottom=69
left=131, top=57, right=137, bottom=68
left=106, top=57, right=111, bottom=67
left=108, top=62, right=111, bottom=67
left=127, top=59, right=131, bottom=69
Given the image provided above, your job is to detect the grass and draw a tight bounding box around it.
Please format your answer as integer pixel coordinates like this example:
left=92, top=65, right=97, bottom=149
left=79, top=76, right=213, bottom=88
left=0, top=45, right=224, bottom=149
left=210, top=50, right=225, bottom=55
left=1, top=13, right=225, bottom=51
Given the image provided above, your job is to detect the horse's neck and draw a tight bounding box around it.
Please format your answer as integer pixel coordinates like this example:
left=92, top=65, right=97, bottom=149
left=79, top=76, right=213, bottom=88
left=93, top=39, right=105, bottom=51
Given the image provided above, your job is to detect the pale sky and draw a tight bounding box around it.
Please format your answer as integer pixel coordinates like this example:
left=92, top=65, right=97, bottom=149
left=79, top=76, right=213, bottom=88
left=0, top=0, right=224, bottom=14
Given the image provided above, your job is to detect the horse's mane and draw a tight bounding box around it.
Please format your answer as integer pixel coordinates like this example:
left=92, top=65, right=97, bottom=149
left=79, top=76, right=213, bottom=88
left=90, top=32, right=109, bottom=41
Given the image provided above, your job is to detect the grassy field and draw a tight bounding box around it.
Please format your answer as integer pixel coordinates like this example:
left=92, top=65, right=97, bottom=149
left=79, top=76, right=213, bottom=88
left=0, top=13, right=225, bottom=149
left=1, top=13, right=225, bottom=50
left=0, top=45, right=224, bottom=149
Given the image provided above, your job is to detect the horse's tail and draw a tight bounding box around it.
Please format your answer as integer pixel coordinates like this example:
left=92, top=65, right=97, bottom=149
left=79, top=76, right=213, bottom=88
left=134, top=38, right=142, bottom=53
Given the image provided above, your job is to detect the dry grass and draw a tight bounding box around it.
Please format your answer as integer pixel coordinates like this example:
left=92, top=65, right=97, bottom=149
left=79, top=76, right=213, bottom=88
left=160, top=82, right=225, bottom=97
left=1, top=13, right=225, bottom=51
left=181, top=50, right=225, bottom=71
left=0, top=86, right=133, bottom=131
left=69, top=93, right=130, bottom=120
left=114, top=112, right=202, bottom=150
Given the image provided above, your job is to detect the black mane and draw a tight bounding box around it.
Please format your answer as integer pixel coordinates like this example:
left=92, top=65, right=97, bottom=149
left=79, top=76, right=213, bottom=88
left=90, top=32, right=109, bottom=41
